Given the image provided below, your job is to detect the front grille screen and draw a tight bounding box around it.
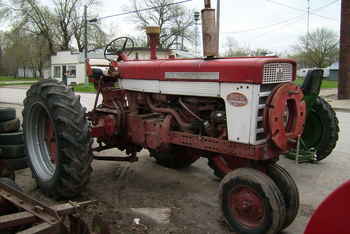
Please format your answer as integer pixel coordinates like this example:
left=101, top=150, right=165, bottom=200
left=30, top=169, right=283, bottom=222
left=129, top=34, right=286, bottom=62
left=263, top=63, right=293, bottom=84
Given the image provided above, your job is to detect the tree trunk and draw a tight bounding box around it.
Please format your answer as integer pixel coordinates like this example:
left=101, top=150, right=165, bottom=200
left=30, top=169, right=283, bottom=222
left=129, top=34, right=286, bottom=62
left=339, top=0, right=350, bottom=99
left=38, top=60, right=43, bottom=79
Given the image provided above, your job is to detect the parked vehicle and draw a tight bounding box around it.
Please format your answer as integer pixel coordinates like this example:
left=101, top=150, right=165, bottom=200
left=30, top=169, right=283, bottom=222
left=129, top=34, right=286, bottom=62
left=21, top=1, right=314, bottom=233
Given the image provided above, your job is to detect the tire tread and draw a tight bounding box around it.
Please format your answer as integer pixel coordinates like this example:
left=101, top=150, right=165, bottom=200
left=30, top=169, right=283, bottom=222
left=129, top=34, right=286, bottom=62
left=23, top=79, right=92, bottom=199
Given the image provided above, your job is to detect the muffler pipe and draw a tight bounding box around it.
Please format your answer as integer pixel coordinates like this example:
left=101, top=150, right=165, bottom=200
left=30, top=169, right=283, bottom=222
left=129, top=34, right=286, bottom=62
left=202, top=0, right=218, bottom=57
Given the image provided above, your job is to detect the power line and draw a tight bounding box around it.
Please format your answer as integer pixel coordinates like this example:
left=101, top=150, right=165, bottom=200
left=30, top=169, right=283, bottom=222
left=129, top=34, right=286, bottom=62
left=222, top=14, right=305, bottom=34
left=266, top=0, right=338, bottom=22
left=222, top=0, right=339, bottom=35
left=313, top=0, right=340, bottom=11
left=247, top=0, right=340, bottom=44
left=251, top=16, right=306, bottom=41
left=89, top=0, right=192, bottom=22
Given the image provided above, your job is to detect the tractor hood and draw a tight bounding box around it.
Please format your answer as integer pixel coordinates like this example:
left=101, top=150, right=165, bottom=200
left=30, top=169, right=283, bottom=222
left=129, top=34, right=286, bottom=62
left=118, top=57, right=297, bottom=84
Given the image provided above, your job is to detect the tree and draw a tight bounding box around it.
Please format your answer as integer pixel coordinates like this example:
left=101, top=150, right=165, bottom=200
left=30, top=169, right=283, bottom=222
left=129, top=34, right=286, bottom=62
left=224, top=37, right=249, bottom=56
left=131, top=0, right=195, bottom=49
left=224, top=36, right=271, bottom=57
left=0, top=0, right=107, bottom=54
left=0, top=0, right=56, bottom=54
left=1, top=29, right=50, bottom=77
left=292, top=28, right=339, bottom=68
left=250, top=48, right=271, bottom=56
left=2, top=30, right=29, bottom=77
left=27, top=35, right=51, bottom=78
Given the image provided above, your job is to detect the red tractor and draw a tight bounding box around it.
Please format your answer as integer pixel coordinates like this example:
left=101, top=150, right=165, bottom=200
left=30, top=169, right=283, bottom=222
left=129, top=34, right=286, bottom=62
left=22, top=1, right=306, bottom=233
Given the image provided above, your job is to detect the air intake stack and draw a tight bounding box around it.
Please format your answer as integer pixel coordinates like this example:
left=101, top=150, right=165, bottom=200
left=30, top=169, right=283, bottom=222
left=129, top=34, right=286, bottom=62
left=146, top=26, right=160, bottom=60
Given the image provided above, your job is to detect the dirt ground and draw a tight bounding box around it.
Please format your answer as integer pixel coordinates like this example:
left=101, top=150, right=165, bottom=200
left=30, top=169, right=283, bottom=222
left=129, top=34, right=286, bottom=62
left=2, top=102, right=349, bottom=234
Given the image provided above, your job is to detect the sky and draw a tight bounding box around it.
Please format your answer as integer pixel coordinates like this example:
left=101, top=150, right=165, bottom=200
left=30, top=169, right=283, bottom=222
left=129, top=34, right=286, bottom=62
left=94, top=0, right=341, bottom=54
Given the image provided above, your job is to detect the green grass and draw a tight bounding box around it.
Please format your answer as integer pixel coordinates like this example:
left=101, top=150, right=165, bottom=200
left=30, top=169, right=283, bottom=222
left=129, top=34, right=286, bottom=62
left=73, top=83, right=96, bottom=93
left=73, top=82, right=122, bottom=93
left=294, top=78, right=338, bottom=89
left=0, top=82, right=37, bottom=87
left=0, top=76, right=39, bottom=81
left=0, top=80, right=97, bottom=93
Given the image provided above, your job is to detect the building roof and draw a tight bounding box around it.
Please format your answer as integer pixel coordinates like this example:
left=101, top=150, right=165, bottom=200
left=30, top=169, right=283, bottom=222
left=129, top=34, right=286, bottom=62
left=329, top=62, right=339, bottom=70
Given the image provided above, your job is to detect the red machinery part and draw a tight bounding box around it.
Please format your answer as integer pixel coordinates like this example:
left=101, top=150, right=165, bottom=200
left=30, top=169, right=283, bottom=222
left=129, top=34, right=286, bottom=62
left=91, top=114, right=117, bottom=138
left=304, top=180, right=350, bottom=234
left=264, top=83, right=306, bottom=152
left=117, top=58, right=296, bottom=83
left=229, top=185, right=265, bottom=228
left=45, top=119, right=57, bottom=164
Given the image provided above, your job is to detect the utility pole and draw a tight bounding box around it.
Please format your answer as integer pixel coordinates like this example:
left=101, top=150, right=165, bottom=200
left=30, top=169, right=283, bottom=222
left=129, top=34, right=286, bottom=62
left=217, top=0, right=220, bottom=55
left=194, top=11, right=200, bottom=57
left=306, top=0, right=310, bottom=48
left=339, top=0, right=350, bottom=99
left=84, top=5, right=88, bottom=86
left=307, top=0, right=310, bottom=35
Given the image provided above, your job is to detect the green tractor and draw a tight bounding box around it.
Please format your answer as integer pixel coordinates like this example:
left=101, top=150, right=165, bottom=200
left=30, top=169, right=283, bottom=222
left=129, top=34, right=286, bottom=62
left=286, top=69, right=339, bottom=162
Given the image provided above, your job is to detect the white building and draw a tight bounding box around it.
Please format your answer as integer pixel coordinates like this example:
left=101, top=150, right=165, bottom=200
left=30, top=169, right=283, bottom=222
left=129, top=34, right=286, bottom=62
left=51, top=51, right=85, bottom=85
left=50, top=48, right=172, bottom=85
left=297, top=67, right=329, bottom=79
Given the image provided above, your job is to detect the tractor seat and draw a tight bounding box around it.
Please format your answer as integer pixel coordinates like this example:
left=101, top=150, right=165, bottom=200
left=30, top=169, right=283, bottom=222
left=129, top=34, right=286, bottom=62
left=88, top=58, right=112, bottom=79
left=91, top=66, right=110, bottom=79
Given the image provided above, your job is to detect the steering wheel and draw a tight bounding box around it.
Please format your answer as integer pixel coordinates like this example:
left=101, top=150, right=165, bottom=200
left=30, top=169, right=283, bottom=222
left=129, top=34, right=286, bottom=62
left=104, top=37, right=135, bottom=61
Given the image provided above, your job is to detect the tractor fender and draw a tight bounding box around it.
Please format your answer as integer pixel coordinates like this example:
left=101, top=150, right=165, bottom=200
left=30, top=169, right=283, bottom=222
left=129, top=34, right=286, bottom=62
left=301, top=69, right=324, bottom=96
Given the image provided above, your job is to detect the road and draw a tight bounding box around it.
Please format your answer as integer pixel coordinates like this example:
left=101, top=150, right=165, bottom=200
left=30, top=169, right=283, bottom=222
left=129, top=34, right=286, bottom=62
left=0, top=94, right=349, bottom=233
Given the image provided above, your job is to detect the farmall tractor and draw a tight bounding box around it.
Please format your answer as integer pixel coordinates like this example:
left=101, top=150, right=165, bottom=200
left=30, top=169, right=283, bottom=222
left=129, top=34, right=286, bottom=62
left=22, top=1, right=307, bottom=233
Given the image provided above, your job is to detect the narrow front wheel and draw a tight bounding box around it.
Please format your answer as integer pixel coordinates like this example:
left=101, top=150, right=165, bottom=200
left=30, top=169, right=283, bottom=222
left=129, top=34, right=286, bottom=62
left=219, top=168, right=286, bottom=234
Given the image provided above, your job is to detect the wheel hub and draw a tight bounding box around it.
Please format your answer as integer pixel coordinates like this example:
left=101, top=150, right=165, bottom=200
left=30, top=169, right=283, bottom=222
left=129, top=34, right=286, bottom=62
left=230, top=186, right=265, bottom=228
left=25, top=102, right=57, bottom=181
left=45, top=119, right=57, bottom=164
left=264, top=83, right=306, bottom=152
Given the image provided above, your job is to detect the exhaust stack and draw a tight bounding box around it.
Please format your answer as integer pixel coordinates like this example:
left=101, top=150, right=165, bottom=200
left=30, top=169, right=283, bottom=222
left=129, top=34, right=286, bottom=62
left=202, top=0, right=218, bottom=57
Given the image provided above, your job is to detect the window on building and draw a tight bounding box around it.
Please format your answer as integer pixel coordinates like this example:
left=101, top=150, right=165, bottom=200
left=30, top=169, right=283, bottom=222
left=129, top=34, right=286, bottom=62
left=67, top=65, right=76, bottom=78
left=54, top=66, right=61, bottom=78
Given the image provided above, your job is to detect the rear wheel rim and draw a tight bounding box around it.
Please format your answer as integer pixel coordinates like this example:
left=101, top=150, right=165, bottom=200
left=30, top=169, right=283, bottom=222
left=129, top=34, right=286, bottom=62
left=26, top=102, right=57, bottom=181
left=229, top=185, right=265, bottom=228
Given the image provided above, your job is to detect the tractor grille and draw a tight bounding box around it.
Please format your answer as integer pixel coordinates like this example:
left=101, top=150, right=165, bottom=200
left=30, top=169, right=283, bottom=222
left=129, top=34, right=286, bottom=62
left=263, top=63, right=293, bottom=84
left=254, top=84, right=279, bottom=144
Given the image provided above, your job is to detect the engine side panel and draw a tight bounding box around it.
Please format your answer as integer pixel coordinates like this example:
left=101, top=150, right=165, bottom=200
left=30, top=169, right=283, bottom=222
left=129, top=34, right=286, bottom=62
left=220, top=83, right=260, bottom=144
left=119, top=79, right=220, bottom=97
left=119, top=78, right=262, bottom=145
left=119, top=79, right=159, bottom=93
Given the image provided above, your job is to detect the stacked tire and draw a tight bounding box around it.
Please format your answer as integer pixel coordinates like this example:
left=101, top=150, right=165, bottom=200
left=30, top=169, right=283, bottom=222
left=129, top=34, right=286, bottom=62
left=0, top=107, right=27, bottom=171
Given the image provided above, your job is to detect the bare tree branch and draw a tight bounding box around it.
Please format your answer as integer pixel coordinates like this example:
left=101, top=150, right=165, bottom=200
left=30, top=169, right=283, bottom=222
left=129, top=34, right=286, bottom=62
left=130, top=0, right=194, bottom=49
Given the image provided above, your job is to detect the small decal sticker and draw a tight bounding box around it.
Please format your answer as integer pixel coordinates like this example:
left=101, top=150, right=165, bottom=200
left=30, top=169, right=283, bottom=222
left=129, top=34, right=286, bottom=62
left=227, top=92, right=248, bottom=107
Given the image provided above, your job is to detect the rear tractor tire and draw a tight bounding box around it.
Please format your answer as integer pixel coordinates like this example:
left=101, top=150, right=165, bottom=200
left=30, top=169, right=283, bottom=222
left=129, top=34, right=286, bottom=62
left=302, top=97, right=339, bottom=161
left=150, top=146, right=199, bottom=169
left=0, top=107, right=16, bottom=122
left=0, top=119, right=20, bottom=133
left=23, top=80, right=92, bottom=199
left=219, top=168, right=286, bottom=234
